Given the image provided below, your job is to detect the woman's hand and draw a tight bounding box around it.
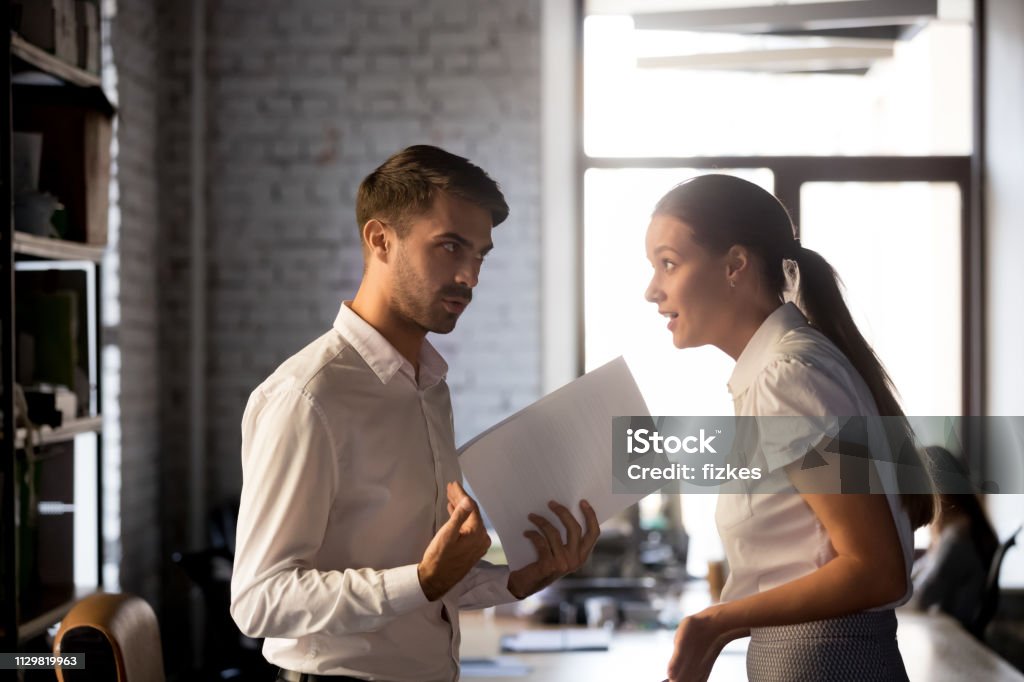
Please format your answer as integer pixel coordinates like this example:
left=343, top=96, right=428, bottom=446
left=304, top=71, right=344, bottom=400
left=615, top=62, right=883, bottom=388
left=667, top=606, right=743, bottom=682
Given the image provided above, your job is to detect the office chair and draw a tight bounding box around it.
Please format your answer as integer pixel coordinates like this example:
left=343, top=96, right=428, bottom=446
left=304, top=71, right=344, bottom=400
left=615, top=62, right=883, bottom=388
left=53, top=592, right=165, bottom=682
left=970, top=524, right=1022, bottom=641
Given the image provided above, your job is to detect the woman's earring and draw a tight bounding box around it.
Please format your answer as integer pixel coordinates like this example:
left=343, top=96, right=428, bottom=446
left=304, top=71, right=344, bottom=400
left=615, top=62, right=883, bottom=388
left=729, top=280, right=736, bottom=289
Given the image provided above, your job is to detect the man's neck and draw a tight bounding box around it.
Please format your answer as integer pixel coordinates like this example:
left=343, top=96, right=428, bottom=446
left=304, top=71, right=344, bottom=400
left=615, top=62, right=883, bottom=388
left=349, top=289, right=425, bottom=372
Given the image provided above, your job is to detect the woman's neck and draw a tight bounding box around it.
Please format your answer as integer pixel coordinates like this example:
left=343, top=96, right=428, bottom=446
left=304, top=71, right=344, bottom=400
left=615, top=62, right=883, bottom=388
left=719, top=298, right=782, bottom=361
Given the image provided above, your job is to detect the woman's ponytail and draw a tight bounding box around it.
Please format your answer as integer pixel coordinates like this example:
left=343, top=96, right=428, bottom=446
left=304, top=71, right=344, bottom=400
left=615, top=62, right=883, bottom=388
left=792, top=246, right=936, bottom=529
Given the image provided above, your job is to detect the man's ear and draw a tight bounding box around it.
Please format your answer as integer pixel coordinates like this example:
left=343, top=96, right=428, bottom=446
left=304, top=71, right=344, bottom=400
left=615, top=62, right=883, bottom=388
left=363, top=219, right=391, bottom=262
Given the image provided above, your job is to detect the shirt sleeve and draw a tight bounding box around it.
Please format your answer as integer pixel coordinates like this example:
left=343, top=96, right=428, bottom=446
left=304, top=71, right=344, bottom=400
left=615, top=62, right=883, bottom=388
left=453, top=560, right=518, bottom=610
left=750, top=356, right=861, bottom=473
left=230, top=383, right=428, bottom=639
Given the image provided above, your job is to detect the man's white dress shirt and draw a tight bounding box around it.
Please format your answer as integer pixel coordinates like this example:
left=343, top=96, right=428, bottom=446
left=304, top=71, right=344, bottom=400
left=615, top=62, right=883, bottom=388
left=231, top=302, right=516, bottom=681
left=717, top=302, right=915, bottom=607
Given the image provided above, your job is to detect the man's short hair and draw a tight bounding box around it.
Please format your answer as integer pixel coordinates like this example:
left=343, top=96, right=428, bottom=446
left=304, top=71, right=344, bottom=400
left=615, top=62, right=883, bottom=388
left=356, top=145, right=509, bottom=244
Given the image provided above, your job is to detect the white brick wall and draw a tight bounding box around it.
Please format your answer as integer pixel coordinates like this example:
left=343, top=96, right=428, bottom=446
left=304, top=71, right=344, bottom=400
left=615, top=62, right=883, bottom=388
left=153, top=4, right=203, bottom=668
left=108, top=0, right=164, bottom=613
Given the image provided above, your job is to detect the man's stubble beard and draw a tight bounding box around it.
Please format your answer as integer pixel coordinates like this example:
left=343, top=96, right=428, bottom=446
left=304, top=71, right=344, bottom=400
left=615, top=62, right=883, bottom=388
left=391, top=247, right=459, bottom=335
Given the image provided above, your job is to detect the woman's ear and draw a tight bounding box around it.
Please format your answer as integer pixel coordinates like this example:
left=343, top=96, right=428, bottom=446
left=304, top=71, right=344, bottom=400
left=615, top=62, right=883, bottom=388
left=725, top=244, right=751, bottom=283
left=363, top=219, right=391, bottom=262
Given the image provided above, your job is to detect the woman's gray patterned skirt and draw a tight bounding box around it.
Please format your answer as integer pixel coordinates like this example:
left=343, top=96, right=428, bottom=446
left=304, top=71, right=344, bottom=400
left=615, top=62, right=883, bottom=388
left=746, top=609, right=909, bottom=682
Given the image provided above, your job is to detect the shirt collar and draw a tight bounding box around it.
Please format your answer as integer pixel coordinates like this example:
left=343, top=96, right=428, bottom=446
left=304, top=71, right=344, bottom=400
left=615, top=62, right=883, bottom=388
left=333, top=302, right=448, bottom=387
left=727, top=302, right=809, bottom=397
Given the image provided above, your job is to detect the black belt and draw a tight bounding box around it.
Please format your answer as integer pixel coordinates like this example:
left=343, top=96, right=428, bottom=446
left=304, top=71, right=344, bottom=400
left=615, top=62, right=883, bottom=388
left=276, top=669, right=368, bottom=682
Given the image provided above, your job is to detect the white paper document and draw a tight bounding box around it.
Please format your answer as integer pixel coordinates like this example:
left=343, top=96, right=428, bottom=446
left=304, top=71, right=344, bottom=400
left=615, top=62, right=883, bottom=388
left=459, top=357, right=650, bottom=570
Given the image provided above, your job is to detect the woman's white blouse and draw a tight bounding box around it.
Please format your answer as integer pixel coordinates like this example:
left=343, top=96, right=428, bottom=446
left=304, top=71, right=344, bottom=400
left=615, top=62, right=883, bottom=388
left=717, top=302, right=914, bottom=608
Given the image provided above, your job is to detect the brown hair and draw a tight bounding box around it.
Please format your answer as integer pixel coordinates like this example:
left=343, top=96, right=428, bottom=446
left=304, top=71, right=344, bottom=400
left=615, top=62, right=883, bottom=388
left=654, top=174, right=935, bottom=528
left=356, top=145, right=509, bottom=244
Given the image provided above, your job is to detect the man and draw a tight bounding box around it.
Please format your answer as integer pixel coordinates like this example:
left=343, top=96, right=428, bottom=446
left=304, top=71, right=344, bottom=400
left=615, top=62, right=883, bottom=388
left=230, top=145, right=600, bottom=682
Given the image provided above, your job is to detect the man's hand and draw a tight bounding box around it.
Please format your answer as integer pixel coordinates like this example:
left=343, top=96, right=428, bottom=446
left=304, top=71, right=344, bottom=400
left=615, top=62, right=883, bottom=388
left=507, top=499, right=600, bottom=599
left=417, top=481, right=491, bottom=601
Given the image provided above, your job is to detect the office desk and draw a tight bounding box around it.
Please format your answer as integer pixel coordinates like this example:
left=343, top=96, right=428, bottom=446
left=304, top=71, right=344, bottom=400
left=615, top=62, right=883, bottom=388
left=459, top=610, right=1024, bottom=681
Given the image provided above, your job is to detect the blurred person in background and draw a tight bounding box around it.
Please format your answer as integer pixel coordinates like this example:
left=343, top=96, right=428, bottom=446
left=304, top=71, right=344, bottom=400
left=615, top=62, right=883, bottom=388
left=907, top=446, right=998, bottom=629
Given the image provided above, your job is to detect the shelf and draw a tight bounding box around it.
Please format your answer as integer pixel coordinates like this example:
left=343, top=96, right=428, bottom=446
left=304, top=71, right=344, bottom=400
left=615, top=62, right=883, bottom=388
left=11, top=30, right=97, bottom=84
left=5, top=29, right=111, bottom=655
left=17, top=586, right=100, bottom=644
left=15, top=416, right=103, bottom=450
left=12, top=231, right=106, bottom=262
left=10, top=33, right=116, bottom=117
left=10, top=32, right=100, bottom=89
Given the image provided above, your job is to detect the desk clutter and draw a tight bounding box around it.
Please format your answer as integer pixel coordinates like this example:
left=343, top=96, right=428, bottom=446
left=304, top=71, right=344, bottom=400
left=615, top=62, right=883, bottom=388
left=460, top=657, right=531, bottom=678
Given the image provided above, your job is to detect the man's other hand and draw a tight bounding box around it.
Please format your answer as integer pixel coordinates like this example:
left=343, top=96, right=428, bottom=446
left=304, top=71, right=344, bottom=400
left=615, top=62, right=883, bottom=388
left=507, top=499, right=600, bottom=599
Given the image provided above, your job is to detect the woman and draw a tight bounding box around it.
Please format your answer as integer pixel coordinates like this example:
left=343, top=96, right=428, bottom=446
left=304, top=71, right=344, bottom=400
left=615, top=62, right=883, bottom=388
left=644, top=174, right=934, bottom=682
